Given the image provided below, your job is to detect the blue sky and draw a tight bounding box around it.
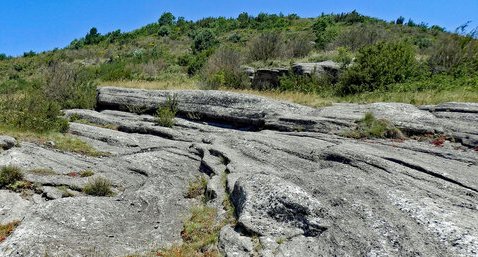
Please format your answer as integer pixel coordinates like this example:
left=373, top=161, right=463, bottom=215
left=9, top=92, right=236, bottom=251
left=1, top=0, right=477, bottom=56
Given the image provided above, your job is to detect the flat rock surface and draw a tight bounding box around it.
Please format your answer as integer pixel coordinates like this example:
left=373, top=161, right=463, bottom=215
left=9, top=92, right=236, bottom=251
left=1, top=87, right=477, bottom=256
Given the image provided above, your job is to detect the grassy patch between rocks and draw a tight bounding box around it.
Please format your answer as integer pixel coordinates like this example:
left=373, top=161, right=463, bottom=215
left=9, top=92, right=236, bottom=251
left=29, top=168, right=57, bottom=176
left=344, top=112, right=404, bottom=139
left=0, top=126, right=109, bottom=157
left=185, top=175, right=208, bottom=199
left=0, top=220, right=20, bottom=242
left=158, top=205, right=221, bottom=257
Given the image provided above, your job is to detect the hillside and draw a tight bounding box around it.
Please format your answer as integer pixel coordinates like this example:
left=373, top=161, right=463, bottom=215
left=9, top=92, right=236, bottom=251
left=1, top=11, right=477, bottom=104
left=0, top=11, right=478, bottom=257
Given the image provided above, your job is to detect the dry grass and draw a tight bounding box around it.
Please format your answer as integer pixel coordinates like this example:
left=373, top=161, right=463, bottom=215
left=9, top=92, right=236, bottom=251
left=99, top=78, right=199, bottom=90
left=0, top=126, right=109, bottom=157
left=99, top=80, right=478, bottom=108
left=0, top=220, right=20, bottom=242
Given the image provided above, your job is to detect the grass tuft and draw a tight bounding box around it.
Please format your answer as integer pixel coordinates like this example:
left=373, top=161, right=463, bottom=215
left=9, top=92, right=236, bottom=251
left=83, top=177, right=114, bottom=196
left=79, top=170, right=95, bottom=177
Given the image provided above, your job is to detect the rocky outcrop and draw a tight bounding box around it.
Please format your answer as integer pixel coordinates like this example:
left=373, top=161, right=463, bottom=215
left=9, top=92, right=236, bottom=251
left=1, top=87, right=477, bottom=256
left=251, top=68, right=289, bottom=90
left=292, top=61, right=341, bottom=81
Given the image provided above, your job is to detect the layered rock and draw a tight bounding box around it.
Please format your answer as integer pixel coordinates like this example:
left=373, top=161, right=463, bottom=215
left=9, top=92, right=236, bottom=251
left=1, top=87, right=477, bottom=256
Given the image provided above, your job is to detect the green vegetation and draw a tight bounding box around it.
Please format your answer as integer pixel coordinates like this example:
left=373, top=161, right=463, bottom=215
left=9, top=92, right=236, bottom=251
left=0, top=166, right=23, bottom=188
left=159, top=205, right=220, bottom=257
left=0, top=11, right=477, bottom=135
left=83, top=177, right=114, bottom=196
left=156, top=94, right=178, bottom=127
left=79, top=170, right=95, bottom=177
left=29, top=168, right=57, bottom=176
left=0, top=220, right=20, bottom=242
left=185, top=175, right=208, bottom=199
left=344, top=112, right=404, bottom=139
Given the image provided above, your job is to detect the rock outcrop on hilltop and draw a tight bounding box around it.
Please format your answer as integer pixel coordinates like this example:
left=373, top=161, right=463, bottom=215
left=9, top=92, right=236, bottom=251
left=1, top=87, right=477, bottom=256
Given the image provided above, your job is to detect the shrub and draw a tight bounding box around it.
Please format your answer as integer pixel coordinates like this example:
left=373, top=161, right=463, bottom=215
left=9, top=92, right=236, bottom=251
left=248, top=32, right=284, bottom=61
left=345, top=112, right=404, bottom=139
left=338, top=41, right=424, bottom=95
left=334, top=23, right=389, bottom=51
left=158, top=26, right=171, bottom=37
left=0, top=89, right=69, bottom=133
left=192, top=29, right=218, bottom=53
left=285, top=34, right=314, bottom=58
left=0, top=166, right=23, bottom=188
left=201, top=47, right=249, bottom=89
left=156, top=94, right=178, bottom=127
left=83, top=177, right=114, bottom=196
left=43, top=62, right=97, bottom=109
left=428, top=34, right=478, bottom=76
left=279, top=73, right=333, bottom=94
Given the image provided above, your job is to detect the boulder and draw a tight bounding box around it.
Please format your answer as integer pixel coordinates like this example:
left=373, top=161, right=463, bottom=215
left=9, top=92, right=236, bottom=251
left=251, top=68, right=289, bottom=90
left=292, top=61, right=340, bottom=81
left=0, top=136, right=16, bottom=150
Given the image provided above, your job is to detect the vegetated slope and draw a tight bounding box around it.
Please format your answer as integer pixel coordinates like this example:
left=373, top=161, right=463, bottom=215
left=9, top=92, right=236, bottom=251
left=1, top=11, right=477, bottom=103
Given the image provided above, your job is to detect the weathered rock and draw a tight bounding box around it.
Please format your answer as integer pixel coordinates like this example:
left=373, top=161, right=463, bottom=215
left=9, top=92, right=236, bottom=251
left=1, top=88, right=477, bottom=256
left=292, top=61, right=340, bottom=81
left=0, top=136, right=16, bottom=150
left=218, top=226, right=254, bottom=257
left=251, top=68, right=289, bottom=90
left=232, top=173, right=327, bottom=237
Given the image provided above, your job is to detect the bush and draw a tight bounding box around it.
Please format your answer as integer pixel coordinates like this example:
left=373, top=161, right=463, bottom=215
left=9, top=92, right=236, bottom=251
left=338, top=41, right=424, bottom=95
left=0, top=89, right=69, bottom=133
left=192, top=29, right=218, bottom=53
left=279, top=73, right=333, bottom=94
left=248, top=32, right=283, bottom=61
left=201, top=47, right=249, bottom=89
left=83, top=177, right=114, bottom=196
left=285, top=34, right=314, bottom=58
left=334, top=23, right=389, bottom=51
left=156, top=94, right=178, bottom=127
left=43, top=62, right=97, bottom=109
left=0, top=166, right=23, bottom=188
left=428, top=34, right=478, bottom=76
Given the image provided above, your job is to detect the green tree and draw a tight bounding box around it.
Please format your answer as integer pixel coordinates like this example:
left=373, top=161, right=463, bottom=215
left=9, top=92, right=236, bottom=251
left=158, top=12, right=175, bottom=26
left=313, top=15, right=337, bottom=49
left=396, top=16, right=405, bottom=25
left=192, top=29, right=218, bottom=53
left=85, top=27, right=101, bottom=45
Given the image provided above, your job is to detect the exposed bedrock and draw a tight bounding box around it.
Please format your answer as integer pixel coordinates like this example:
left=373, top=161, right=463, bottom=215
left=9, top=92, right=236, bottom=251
left=1, top=87, right=477, bottom=256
